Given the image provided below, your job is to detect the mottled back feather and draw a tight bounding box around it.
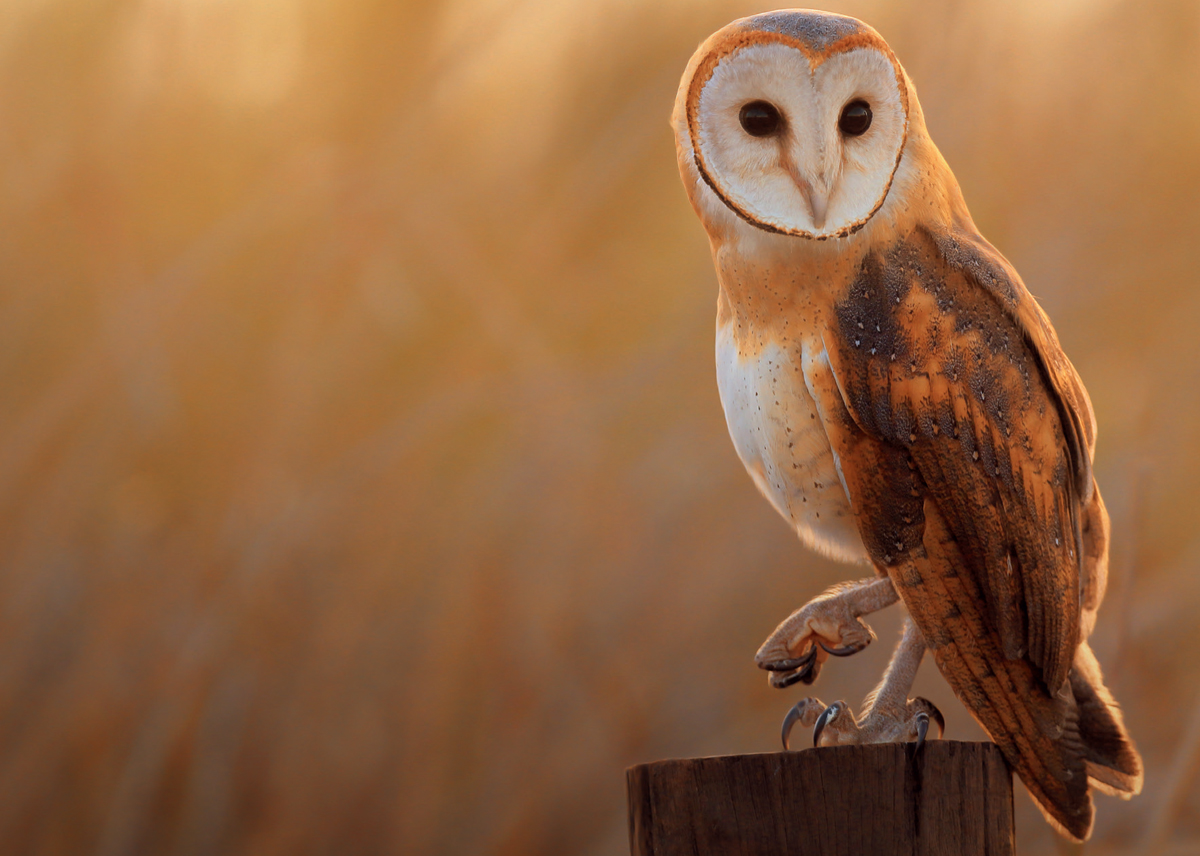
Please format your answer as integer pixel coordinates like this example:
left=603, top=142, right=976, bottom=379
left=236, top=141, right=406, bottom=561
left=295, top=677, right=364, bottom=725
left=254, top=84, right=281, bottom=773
left=808, top=225, right=1104, bottom=837
left=824, top=225, right=1083, bottom=690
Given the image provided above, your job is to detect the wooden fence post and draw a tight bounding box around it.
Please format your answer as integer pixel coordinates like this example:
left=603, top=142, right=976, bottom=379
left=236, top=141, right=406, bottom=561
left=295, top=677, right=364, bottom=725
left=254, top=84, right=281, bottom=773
left=626, top=740, right=1013, bottom=856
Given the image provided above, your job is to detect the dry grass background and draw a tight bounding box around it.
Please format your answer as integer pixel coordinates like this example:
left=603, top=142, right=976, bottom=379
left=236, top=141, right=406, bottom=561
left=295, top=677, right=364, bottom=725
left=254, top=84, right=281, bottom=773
left=1, top=0, right=1198, bottom=853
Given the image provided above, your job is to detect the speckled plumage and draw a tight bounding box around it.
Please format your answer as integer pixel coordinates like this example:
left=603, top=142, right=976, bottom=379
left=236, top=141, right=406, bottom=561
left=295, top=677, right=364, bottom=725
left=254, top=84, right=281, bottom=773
left=673, top=9, right=1142, bottom=841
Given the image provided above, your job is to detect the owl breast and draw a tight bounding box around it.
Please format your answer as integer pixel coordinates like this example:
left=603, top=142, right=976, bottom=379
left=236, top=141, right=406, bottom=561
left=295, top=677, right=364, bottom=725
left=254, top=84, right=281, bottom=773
left=715, top=323, right=869, bottom=564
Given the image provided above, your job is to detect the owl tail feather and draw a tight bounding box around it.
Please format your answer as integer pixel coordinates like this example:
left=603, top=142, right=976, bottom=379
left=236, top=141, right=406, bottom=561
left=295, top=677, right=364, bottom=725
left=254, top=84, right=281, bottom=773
left=1070, top=641, right=1144, bottom=797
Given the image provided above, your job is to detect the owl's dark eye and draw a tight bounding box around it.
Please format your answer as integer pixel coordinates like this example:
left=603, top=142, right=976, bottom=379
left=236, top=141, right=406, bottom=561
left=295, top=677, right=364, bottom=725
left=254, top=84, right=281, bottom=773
left=838, top=100, right=872, bottom=136
left=739, top=101, right=783, bottom=137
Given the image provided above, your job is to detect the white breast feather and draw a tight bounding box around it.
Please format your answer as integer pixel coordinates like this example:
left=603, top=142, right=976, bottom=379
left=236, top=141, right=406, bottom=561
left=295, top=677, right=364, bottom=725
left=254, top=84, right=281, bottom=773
left=716, top=323, right=869, bottom=564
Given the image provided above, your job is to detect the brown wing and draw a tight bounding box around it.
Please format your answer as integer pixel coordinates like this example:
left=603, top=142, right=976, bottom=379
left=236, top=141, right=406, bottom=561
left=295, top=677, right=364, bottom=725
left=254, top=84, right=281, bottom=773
left=804, top=225, right=1097, bottom=839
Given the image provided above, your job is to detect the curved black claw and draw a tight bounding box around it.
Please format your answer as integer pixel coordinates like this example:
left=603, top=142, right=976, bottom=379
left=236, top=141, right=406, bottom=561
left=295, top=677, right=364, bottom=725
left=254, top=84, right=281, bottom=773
left=760, top=645, right=818, bottom=672
left=813, top=701, right=841, bottom=748
left=764, top=646, right=820, bottom=688
left=913, top=697, right=945, bottom=740
left=818, top=639, right=867, bottom=658
left=769, top=663, right=817, bottom=689
left=914, top=712, right=930, bottom=750
left=781, top=702, right=805, bottom=751
left=927, top=702, right=945, bottom=738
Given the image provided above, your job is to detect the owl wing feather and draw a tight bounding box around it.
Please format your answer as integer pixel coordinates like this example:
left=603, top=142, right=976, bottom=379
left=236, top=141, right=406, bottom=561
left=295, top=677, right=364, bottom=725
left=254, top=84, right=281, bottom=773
left=803, top=224, right=1097, bottom=838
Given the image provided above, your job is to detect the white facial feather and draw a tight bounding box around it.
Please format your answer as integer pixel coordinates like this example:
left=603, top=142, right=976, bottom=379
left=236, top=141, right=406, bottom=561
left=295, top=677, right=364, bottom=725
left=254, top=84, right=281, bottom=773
left=812, top=50, right=906, bottom=227
left=689, top=43, right=907, bottom=239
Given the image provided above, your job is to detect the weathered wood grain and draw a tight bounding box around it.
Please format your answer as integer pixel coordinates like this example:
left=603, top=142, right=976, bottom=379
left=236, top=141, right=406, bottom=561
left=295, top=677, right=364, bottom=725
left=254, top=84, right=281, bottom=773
left=627, top=741, right=1013, bottom=856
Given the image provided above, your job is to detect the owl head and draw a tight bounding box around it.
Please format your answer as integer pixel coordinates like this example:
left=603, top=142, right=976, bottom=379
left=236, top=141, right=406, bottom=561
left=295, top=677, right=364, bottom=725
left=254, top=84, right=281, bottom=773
left=673, top=10, right=923, bottom=241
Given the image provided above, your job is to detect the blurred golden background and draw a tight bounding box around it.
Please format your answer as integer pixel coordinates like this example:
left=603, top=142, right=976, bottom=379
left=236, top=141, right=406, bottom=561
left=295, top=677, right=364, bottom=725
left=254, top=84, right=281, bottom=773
left=1, top=0, right=1198, bottom=853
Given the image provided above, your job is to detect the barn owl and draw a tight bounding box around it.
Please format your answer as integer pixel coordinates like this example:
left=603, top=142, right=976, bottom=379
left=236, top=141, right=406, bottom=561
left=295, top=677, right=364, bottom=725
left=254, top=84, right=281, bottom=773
left=672, top=9, right=1142, bottom=841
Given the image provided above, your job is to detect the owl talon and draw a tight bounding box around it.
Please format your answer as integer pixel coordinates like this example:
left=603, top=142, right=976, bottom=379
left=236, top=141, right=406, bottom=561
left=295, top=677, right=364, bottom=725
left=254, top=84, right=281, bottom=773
left=915, top=711, right=929, bottom=749
left=782, top=707, right=801, bottom=751
left=818, top=640, right=866, bottom=657
left=764, top=645, right=821, bottom=686
left=760, top=645, right=819, bottom=672
left=781, top=697, right=827, bottom=750
left=914, top=697, right=944, bottom=740
left=770, top=663, right=817, bottom=688
left=813, top=700, right=844, bottom=748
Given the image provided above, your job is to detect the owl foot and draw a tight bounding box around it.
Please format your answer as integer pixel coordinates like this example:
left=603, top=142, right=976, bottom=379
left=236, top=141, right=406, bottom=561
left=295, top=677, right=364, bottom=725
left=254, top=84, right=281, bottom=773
left=779, top=618, right=939, bottom=750
left=820, top=697, right=944, bottom=748
left=755, top=577, right=897, bottom=687
left=781, top=697, right=944, bottom=750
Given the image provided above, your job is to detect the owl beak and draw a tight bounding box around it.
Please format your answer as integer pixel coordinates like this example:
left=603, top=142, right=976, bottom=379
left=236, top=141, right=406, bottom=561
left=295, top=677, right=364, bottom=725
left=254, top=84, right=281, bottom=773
left=782, top=153, right=830, bottom=231
left=786, top=167, right=829, bottom=232
left=807, top=186, right=829, bottom=232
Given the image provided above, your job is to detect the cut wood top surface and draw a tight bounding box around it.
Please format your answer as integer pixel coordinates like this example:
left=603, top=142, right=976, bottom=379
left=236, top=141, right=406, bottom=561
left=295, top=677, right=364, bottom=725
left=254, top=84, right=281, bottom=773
left=627, top=741, right=1013, bottom=856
